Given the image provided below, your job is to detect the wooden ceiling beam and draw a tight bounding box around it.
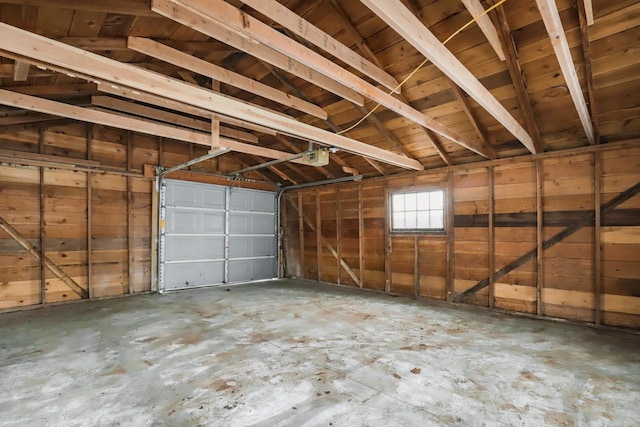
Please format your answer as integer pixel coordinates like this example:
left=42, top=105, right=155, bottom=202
left=153, top=0, right=474, bottom=155
left=176, top=70, right=199, bottom=86
left=0, top=111, right=54, bottom=127
left=238, top=0, right=400, bottom=93
left=0, top=24, right=422, bottom=170
left=356, top=104, right=414, bottom=158
left=0, top=64, right=50, bottom=78
left=0, top=0, right=155, bottom=16
left=577, top=0, right=600, bottom=143
left=489, top=0, right=543, bottom=154
left=535, top=0, right=595, bottom=145
left=282, top=28, right=416, bottom=164
left=151, top=0, right=364, bottom=106
left=328, top=0, right=453, bottom=166
left=446, top=77, right=496, bottom=159
left=8, top=83, right=98, bottom=97
left=399, top=0, right=421, bottom=18
left=57, top=37, right=235, bottom=54
left=127, top=36, right=327, bottom=119
left=0, top=89, right=319, bottom=165
left=98, top=85, right=277, bottom=136
left=261, top=61, right=361, bottom=175
left=91, top=96, right=259, bottom=144
left=460, top=0, right=505, bottom=61
left=360, top=0, right=536, bottom=154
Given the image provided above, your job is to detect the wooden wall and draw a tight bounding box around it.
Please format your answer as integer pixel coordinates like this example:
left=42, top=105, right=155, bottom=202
left=282, top=142, right=640, bottom=329
left=0, top=122, right=273, bottom=310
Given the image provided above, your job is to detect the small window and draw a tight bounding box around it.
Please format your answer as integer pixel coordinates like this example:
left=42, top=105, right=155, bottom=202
left=391, top=189, right=445, bottom=232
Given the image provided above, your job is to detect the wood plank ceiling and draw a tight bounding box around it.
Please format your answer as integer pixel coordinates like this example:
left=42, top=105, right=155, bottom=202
left=0, top=0, right=638, bottom=184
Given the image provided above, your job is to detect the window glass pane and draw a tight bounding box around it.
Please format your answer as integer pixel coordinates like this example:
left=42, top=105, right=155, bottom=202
left=391, top=189, right=445, bottom=232
left=405, top=192, right=417, bottom=211
left=405, top=211, right=417, bottom=229
left=430, top=190, right=444, bottom=210
left=416, top=211, right=429, bottom=228
left=393, top=211, right=405, bottom=229
left=392, top=193, right=404, bottom=212
left=430, top=210, right=444, bottom=229
left=416, top=192, right=429, bottom=210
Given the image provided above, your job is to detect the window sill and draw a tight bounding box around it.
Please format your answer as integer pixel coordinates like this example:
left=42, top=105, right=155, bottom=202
left=390, top=229, right=446, bottom=237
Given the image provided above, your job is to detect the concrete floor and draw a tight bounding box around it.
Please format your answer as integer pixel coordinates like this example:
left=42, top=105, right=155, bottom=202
left=1, top=280, right=639, bottom=427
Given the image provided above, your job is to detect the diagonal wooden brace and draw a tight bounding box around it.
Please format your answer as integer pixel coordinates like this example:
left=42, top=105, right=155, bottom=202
left=453, top=180, right=640, bottom=302
left=0, top=216, right=88, bottom=299
left=285, top=195, right=360, bottom=285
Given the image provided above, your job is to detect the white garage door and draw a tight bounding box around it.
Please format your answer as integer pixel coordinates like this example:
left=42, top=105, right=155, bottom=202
left=159, top=179, right=277, bottom=291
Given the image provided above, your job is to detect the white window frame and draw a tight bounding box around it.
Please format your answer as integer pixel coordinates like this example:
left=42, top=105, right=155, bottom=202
left=390, top=188, right=446, bottom=233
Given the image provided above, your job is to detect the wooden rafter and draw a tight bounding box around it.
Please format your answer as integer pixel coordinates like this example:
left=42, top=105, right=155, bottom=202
left=446, top=77, right=496, bottom=159
left=0, top=64, right=49, bottom=79
left=176, top=70, right=199, bottom=86
left=460, top=0, right=506, bottom=61
left=0, top=89, right=323, bottom=166
left=535, top=0, right=595, bottom=145
left=283, top=29, right=417, bottom=164
left=0, top=112, right=56, bottom=127
left=356, top=104, right=414, bottom=159
left=1, top=0, right=155, bottom=16
left=399, top=0, right=421, bottom=18
left=90, top=96, right=259, bottom=143
left=0, top=23, right=422, bottom=170
left=327, top=0, right=453, bottom=165
left=489, top=1, right=543, bottom=154
left=238, top=0, right=400, bottom=93
left=153, top=0, right=477, bottom=155
left=98, top=85, right=278, bottom=136
left=57, top=37, right=235, bottom=54
left=453, top=180, right=640, bottom=302
left=264, top=63, right=387, bottom=175
left=360, top=0, right=536, bottom=154
left=260, top=61, right=364, bottom=176
left=6, top=83, right=97, bottom=97
left=577, top=0, right=600, bottom=143
left=151, top=0, right=364, bottom=106
left=127, top=37, right=328, bottom=119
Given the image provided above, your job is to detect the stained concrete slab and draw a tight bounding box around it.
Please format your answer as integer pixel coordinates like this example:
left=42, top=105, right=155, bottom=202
left=1, top=279, right=639, bottom=426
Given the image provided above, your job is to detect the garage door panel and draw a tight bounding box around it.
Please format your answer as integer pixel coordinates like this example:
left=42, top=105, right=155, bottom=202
left=202, top=187, right=226, bottom=209
left=165, top=235, right=225, bottom=261
left=161, top=180, right=276, bottom=291
left=229, top=213, right=274, bottom=234
left=228, top=236, right=275, bottom=258
left=228, top=258, right=275, bottom=282
left=230, top=189, right=275, bottom=212
left=166, top=209, right=225, bottom=234
left=164, top=261, right=225, bottom=288
left=167, top=181, right=226, bottom=209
